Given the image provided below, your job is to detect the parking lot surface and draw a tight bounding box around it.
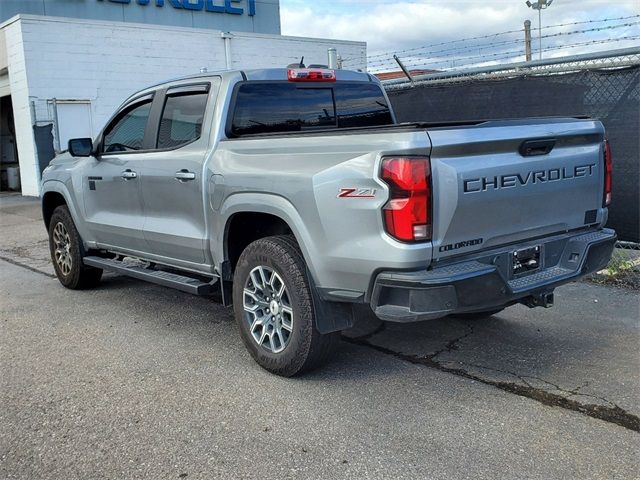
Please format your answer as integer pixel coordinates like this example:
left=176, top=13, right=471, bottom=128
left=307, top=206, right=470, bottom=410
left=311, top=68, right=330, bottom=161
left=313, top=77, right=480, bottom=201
left=1, top=195, right=638, bottom=479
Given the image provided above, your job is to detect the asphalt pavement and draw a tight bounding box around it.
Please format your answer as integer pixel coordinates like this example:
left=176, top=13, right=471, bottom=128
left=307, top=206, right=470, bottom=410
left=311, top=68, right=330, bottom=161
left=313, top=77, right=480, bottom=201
left=1, top=194, right=638, bottom=479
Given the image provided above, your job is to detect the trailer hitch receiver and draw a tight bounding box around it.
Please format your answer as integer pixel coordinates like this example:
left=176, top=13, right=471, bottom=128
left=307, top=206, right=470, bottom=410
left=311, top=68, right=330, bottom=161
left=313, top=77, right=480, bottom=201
left=521, top=291, right=554, bottom=309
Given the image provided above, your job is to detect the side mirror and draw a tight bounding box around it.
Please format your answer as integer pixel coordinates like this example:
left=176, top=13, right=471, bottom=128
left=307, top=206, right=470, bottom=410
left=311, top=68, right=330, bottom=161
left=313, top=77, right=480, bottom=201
left=68, top=138, right=93, bottom=157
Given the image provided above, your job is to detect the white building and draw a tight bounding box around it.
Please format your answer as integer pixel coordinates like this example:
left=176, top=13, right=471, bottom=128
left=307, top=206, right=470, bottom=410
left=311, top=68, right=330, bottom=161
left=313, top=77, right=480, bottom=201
left=0, top=1, right=366, bottom=196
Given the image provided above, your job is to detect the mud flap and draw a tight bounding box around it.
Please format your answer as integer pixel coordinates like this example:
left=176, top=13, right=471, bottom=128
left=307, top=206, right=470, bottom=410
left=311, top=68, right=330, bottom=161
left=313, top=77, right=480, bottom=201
left=307, top=268, right=355, bottom=334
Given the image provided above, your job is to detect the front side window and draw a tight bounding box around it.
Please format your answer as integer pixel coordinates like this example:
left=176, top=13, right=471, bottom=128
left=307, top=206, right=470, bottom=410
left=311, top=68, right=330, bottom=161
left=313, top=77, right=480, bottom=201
left=157, top=89, right=209, bottom=149
left=231, top=83, right=335, bottom=136
left=103, top=98, right=153, bottom=153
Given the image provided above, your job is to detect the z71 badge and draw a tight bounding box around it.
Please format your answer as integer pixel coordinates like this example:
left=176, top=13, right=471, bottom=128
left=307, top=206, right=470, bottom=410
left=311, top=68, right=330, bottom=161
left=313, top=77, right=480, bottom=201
left=337, top=188, right=377, bottom=198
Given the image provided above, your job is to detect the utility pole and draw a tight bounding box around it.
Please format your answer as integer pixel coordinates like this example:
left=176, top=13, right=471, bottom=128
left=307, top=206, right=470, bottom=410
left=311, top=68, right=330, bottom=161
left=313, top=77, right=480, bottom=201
left=524, top=20, right=532, bottom=61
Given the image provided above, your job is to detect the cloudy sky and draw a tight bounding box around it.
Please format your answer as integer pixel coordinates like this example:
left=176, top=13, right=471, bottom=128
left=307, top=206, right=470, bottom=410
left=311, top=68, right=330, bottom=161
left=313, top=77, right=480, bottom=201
left=279, top=0, right=640, bottom=71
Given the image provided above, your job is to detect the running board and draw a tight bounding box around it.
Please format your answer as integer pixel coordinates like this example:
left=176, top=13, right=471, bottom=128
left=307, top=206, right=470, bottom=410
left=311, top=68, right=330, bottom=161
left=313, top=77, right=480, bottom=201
left=83, top=256, right=217, bottom=295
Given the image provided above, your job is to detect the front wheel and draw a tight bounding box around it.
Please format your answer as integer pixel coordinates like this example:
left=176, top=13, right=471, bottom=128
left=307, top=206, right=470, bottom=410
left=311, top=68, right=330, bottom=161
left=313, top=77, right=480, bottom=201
left=48, top=205, right=102, bottom=289
left=232, top=235, right=339, bottom=377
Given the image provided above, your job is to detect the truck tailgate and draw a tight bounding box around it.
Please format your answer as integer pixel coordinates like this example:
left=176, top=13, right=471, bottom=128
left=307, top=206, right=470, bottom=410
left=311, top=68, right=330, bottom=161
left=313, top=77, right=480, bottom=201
left=427, top=118, right=606, bottom=261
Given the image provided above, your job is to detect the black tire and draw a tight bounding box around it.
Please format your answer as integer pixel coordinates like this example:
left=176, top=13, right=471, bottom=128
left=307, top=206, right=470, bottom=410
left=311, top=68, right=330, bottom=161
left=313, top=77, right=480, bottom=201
left=452, top=308, right=505, bottom=321
left=48, top=205, right=102, bottom=289
left=232, top=235, right=339, bottom=376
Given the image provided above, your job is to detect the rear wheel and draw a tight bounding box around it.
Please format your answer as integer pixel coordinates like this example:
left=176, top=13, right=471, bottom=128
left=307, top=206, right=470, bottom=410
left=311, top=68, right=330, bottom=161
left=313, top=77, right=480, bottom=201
left=232, top=235, right=339, bottom=376
left=49, top=205, right=102, bottom=289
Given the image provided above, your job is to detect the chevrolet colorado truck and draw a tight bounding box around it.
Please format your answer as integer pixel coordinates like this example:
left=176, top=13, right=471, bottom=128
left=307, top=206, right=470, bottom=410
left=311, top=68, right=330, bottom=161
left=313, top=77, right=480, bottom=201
left=41, top=67, right=616, bottom=376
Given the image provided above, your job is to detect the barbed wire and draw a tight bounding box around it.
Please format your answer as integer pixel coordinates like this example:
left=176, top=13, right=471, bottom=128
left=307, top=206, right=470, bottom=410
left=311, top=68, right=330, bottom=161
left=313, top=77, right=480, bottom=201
left=378, top=36, right=640, bottom=73
left=364, top=37, right=524, bottom=68
left=345, top=14, right=640, bottom=65
left=361, top=14, right=640, bottom=61
left=362, top=29, right=524, bottom=61
left=534, top=13, right=640, bottom=31
left=540, top=20, right=640, bottom=40
left=365, top=37, right=524, bottom=69
left=363, top=21, right=640, bottom=71
left=379, top=37, right=640, bottom=72
left=365, top=21, right=640, bottom=69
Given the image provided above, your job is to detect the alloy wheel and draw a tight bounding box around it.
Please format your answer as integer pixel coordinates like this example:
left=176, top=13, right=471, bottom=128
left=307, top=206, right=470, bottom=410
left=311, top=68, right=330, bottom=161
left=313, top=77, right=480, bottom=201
left=243, top=265, right=293, bottom=353
left=52, top=221, right=73, bottom=276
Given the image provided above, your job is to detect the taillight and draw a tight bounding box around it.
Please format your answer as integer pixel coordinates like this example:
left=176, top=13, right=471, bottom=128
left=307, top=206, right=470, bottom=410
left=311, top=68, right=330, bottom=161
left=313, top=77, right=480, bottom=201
left=381, top=157, right=432, bottom=242
left=287, top=68, right=336, bottom=82
left=603, top=139, right=612, bottom=207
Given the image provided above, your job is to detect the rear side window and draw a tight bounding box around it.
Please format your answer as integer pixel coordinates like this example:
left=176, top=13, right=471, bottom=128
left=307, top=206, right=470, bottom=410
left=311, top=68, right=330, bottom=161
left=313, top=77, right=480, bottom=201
left=230, top=82, right=392, bottom=137
left=335, top=83, right=393, bottom=128
left=231, top=83, right=334, bottom=136
left=157, top=87, right=209, bottom=149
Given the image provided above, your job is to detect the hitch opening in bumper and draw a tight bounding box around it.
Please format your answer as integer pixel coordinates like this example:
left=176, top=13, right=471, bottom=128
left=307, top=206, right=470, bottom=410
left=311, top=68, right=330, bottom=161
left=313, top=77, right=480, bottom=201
left=520, top=291, right=554, bottom=309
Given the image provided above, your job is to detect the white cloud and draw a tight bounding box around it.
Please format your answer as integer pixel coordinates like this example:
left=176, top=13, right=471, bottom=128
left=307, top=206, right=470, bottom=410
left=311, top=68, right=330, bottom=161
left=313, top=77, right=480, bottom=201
left=281, top=0, right=640, bottom=71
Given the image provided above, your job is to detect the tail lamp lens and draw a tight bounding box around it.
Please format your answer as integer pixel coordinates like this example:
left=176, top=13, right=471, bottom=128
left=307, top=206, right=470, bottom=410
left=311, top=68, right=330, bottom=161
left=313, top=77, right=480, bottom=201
left=603, top=139, right=612, bottom=207
left=381, top=157, right=432, bottom=242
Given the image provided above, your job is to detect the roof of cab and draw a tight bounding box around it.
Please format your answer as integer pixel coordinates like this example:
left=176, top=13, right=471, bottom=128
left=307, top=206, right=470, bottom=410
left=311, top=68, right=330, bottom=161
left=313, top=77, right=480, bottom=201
left=123, top=68, right=378, bottom=107
left=142, top=67, right=375, bottom=91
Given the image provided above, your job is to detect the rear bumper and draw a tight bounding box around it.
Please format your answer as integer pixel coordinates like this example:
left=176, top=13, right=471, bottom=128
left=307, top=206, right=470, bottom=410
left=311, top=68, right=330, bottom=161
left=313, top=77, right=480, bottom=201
left=370, top=228, right=616, bottom=322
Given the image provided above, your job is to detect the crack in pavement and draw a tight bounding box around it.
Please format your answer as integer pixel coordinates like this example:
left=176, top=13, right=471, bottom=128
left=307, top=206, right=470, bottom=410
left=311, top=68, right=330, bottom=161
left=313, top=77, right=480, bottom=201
left=460, top=362, right=621, bottom=409
left=0, top=256, right=56, bottom=279
left=344, top=324, right=640, bottom=433
left=431, top=324, right=475, bottom=359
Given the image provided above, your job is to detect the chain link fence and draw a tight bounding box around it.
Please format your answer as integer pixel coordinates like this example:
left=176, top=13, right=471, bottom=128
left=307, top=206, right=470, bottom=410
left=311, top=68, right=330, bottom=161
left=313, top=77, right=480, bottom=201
left=382, top=48, right=640, bottom=247
left=381, top=47, right=640, bottom=88
left=596, top=241, right=640, bottom=289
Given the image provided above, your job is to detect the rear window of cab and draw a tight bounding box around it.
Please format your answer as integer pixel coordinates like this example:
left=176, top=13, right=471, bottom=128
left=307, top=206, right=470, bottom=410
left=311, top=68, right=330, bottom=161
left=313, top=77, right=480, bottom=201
left=229, top=82, right=393, bottom=137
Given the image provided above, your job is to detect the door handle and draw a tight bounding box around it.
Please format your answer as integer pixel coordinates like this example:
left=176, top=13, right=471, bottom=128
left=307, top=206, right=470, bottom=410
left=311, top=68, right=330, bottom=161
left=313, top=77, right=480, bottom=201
left=175, top=170, right=196, bottom=181
left=121, top=169, right=137, bottom=180
left=519, top=138, right=556, bottom=157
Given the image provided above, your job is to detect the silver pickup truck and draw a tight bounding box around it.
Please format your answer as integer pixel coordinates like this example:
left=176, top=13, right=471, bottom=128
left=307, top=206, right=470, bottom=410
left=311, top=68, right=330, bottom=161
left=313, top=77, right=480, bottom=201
left=41, top=66, right=616, bottom=376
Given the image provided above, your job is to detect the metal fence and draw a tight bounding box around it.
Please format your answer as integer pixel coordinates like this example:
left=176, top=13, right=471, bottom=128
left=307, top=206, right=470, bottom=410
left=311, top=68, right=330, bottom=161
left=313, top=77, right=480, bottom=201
left=383, top=47, right=640, bottom=242
left=603, top=241, right=640, bottom=289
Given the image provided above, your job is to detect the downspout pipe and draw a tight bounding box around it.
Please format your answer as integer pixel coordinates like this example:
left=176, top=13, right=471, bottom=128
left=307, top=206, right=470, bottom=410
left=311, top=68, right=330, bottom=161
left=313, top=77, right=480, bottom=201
left=221, top=32, right=234, bottom=70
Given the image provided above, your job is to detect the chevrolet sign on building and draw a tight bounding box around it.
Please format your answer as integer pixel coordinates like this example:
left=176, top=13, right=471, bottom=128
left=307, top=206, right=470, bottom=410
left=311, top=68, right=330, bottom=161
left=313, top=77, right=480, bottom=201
left=0, top=0, right=366, bottom=195
left=97, top=0, right=258, bottom=17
